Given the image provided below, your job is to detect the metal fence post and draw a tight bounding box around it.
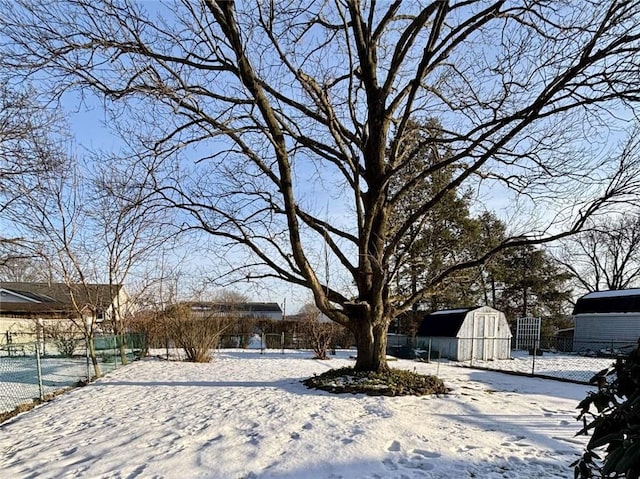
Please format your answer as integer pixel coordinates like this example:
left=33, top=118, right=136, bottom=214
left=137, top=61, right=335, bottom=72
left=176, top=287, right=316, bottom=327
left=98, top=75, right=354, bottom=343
left=281, top=332, right=285, bottom=354
left=531, top=339, right=537, bottom=376
left=470, top=337, right=474, bottom=367
left=428, top=338, right=432, bottom=363
left=35, top=340, right=44, bottom=401
left=85, top=336, right=91, bottom=380
left=113, top=335, right=118, bottom=369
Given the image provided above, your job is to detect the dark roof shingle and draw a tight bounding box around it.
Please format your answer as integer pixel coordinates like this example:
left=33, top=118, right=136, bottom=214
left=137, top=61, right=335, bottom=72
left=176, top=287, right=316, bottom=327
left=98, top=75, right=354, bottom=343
left=417, top=308, right=475, bottom=337
left=0, top=282, right=122, bottom=315
left=573, top=289, right=640, bottom=315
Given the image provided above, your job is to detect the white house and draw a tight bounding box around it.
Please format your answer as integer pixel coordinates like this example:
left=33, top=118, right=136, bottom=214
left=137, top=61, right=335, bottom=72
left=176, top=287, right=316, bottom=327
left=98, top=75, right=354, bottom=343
left=573, top=289, right=640, bottom=353
left=0, top=281, right=131, bottom=343
left=414, top=306, right=512, bottom=361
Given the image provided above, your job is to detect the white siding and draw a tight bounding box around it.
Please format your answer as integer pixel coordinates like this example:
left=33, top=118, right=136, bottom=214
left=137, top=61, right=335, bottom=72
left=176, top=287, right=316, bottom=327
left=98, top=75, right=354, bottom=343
left=387, top=333, right=409, bottom=347
left=574, top=314, right=640, bottom=352
left=458, top=307, right=512, bottom=361
left=416, top=306, right=511, bottom=361
left=251, top=311, right=283, bottom=321
left=0, top=317, right=32, bottom=335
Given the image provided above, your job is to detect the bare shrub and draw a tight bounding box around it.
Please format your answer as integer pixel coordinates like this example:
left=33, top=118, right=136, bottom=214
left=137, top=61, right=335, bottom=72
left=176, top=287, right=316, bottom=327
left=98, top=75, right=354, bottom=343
left=45, top=320, right=83, bottom=357
left=166, top=304, right=233, bottom=362
left=303, top=316, right=341, bottom=360
left=129, top=310, right=166, bottom=356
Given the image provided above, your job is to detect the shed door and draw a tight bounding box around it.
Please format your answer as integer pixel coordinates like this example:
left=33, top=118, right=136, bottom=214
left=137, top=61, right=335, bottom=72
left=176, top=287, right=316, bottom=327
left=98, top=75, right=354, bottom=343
left=474, top=313, right=498, bottom=360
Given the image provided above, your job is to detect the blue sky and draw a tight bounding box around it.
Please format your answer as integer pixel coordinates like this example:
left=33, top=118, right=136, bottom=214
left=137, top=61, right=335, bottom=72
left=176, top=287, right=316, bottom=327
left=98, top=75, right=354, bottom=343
left=60, top=89, right=321, bottom=313
left=8, top=0, right=635, bottom=314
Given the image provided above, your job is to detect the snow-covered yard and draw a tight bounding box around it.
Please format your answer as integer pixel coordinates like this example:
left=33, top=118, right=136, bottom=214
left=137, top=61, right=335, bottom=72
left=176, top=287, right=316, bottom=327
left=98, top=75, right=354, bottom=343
left=0, top=356, right=89, bottom=413
left=0, top=355, right=119, bottom=415
left=458, top=350, right=615, bottom=383
left=0, top=349, right=594, bottom=478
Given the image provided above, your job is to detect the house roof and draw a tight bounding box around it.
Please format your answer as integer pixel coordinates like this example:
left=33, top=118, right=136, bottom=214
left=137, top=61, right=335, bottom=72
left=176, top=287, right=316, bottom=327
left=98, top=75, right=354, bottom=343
left=0, top=282, right=123, bottom=315
left=573, top=289, right=640, bottom=315
left=417, top=307, right=476, bottom=337
left=184, top=302, right=282, bottom=314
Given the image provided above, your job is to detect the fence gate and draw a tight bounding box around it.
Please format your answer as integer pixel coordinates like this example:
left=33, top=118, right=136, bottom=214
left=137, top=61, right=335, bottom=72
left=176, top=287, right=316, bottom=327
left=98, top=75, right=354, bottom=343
left=515, top=317, right=541, bottom=350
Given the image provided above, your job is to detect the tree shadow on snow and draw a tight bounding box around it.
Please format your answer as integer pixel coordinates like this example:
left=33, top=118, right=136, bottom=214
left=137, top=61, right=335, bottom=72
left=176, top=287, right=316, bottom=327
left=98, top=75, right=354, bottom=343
left=92, top=378, right=338, bottom=397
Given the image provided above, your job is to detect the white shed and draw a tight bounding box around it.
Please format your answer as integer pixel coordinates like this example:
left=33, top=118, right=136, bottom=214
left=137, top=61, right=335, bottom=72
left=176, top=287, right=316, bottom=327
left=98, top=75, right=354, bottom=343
left=573, top=289, right=640, bottom=354
left=415, top=306, right=512, bottom=361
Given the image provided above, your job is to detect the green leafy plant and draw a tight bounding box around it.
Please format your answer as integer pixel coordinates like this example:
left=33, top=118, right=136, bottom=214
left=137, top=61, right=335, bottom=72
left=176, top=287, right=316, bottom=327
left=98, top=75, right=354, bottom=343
left=574, top=340, right=640, bottom=478
left=303, top=367, right=447, bottom=396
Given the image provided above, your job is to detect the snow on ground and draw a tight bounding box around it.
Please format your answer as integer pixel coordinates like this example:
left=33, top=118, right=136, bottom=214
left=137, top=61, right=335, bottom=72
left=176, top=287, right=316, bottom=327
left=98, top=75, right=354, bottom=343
left=0, top=357, right=87, bottom=410
left=0, top=356, right=119, bottom=414
left=0, top=349, right=594, bottom=479
left=459, top=350, right=614, bottom=383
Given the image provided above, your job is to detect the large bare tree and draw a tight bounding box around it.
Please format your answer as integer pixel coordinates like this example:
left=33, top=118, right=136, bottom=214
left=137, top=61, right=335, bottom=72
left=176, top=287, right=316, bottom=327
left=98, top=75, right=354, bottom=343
left=0, top=82, right=66, bottom=265
left=2, top=1, right=640, bottom=371
left=88, top=154, right=176, bottom=364
left=557, top=214, right=640, bottom=294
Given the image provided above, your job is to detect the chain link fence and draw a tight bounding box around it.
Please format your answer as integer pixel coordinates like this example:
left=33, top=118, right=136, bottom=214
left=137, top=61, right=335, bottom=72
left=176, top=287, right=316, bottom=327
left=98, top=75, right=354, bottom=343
left=212, top=331, right=631, bottom=384
left=217, top=332, right=320, bottom=353
left=412, top=336, right=637, bottom=384
left=1, top=332, right=145, bottom=419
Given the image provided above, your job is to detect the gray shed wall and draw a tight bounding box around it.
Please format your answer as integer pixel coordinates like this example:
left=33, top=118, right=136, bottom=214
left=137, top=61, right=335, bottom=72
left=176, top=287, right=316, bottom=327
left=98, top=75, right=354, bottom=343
left=574, top=314, right=640, bottom=352
left=415, top=336, right=459, bottom=360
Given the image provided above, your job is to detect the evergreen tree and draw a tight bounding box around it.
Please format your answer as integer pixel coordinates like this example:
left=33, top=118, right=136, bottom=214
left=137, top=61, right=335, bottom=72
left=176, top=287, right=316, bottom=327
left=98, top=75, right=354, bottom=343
left=390, top=121, right=483, bottom=312
left=489, top=245, right=573, bottom=335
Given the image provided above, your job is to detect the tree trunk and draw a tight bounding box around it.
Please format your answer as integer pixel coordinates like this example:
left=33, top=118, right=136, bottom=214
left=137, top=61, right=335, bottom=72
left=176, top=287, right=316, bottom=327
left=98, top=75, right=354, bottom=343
left=88, top=338, right=102, bottom=378
left=118, top=340, right=128, bottom=365
left=116, top=321, right=128, bottom=365
left=352, top=319, right=389, bottom=372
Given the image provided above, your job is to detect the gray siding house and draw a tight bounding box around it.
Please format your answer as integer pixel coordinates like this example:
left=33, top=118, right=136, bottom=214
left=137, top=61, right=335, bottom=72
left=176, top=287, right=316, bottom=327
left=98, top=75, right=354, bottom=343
left=415, top=306, right=511, bottom=361
left=573, top=289, right=640, bottom=353
left=186, top=302, right=283, bottom=321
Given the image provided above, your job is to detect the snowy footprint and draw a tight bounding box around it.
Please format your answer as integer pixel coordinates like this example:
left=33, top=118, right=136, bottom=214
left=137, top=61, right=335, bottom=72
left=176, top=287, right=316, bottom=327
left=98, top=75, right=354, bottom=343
left=387, top=440, right=402, bottom=452
left=412, top=449, right=441, bottom=459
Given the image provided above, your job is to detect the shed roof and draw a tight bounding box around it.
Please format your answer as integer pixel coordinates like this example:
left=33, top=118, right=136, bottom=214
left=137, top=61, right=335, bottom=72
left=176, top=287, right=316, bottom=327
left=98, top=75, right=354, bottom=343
left=573, top=289, right=640, bottom=315
left=416, top=307, right=476, bottom=337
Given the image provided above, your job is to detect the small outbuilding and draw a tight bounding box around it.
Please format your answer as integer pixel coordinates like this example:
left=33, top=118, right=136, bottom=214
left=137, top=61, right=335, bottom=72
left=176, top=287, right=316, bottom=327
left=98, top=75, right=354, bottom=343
left=573, top=289, right=640, bottom=354
left=555, top=328, right=575, bottom=352
left=415, top=306, right=511, bottom=361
